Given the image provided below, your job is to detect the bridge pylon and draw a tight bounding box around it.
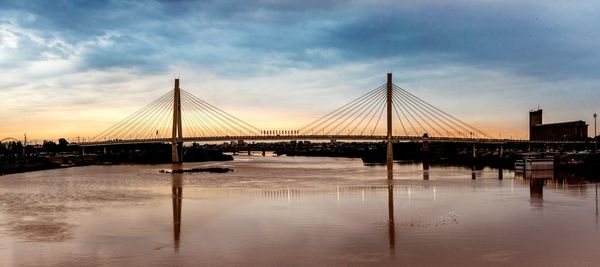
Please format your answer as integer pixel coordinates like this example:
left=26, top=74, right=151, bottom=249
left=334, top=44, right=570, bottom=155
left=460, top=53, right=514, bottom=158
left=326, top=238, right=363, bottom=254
left=172, top=79, right=183, bottom=163
left=387, top=73, right=393, bottom=180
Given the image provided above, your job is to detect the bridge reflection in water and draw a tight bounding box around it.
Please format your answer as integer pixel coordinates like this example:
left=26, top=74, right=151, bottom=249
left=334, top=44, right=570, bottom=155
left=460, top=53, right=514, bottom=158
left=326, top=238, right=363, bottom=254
left=168, top=167, right=400, bottom=251
left=387, top=181, right=395, bottom=251
left=514, top=171, right=599, bottom=215
left=165, top=165, right=526, bottom=251
left=166, top=165, right=599, bottom=253
left=172, top=169, right=183, bottom=250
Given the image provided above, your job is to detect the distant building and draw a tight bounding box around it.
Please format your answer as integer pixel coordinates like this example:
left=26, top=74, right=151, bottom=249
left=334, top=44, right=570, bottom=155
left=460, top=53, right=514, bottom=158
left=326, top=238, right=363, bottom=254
left=529, top=109, right=588, bottom=141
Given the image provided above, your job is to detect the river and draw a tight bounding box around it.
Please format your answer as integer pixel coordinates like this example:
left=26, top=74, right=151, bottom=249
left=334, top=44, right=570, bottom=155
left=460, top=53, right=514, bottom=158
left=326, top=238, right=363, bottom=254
left=0, top=154, right=599, bottom=266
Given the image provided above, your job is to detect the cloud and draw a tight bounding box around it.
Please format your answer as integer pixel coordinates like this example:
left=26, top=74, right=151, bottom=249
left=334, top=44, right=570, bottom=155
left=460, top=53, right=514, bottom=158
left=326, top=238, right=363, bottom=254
left=3, top=0, right=598, bottom=78
left=0, top=0, right=599, bottom=139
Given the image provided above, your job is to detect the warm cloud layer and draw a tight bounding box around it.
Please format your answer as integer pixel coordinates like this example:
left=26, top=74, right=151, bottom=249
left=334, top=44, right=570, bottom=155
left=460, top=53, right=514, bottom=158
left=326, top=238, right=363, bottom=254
left=1, top=0, right=599, bottom=141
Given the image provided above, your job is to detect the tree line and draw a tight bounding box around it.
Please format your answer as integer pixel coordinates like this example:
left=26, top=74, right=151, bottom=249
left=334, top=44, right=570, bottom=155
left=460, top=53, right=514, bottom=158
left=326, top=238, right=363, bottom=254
left=0, top=138, right=79, bottom=157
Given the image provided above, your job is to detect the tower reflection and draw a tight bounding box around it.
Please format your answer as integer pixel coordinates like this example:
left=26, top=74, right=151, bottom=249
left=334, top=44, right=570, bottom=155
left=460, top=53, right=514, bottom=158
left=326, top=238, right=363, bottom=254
left=172, top=172, right=183, bottom=250
left=525, top=171, right=552, bottom=208
left=387, top=182, right=395, bottom=251
left=422, top=160, right=430, bottom=180
left=529, top=178, right=544, bottom=207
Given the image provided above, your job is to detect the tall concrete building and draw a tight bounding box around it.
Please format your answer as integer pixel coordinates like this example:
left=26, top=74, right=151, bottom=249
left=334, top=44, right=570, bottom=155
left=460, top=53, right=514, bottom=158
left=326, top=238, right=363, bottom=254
left=529, top=109, right=588, bottom=141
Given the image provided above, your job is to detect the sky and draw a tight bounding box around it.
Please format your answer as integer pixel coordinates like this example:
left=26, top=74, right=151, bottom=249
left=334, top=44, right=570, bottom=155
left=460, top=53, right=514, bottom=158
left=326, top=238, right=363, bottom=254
left=0, top=0, right=599, bottom=141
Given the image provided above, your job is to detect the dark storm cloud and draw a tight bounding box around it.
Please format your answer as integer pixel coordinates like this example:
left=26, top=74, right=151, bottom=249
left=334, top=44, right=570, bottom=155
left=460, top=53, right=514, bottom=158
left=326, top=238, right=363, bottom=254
left=1, top=0, right=599, bottom=79
left=322, top=2, right=600, bottom=79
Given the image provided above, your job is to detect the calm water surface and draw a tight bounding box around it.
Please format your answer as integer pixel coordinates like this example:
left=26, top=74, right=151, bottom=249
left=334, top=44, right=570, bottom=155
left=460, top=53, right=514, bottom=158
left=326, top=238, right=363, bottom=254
left=0, top=155, right=599, bottom=266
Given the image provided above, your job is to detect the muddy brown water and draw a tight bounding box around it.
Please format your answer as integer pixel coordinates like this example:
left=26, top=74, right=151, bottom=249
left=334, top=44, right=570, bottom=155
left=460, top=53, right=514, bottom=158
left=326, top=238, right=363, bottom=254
left=0, top=155, right=599, bottom=266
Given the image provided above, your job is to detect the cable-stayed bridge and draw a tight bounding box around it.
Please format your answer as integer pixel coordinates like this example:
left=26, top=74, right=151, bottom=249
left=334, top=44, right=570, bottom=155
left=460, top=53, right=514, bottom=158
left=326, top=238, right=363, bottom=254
left=73, top=73, right=585, bottom=166
left=81, top=73, right=493, bottom=143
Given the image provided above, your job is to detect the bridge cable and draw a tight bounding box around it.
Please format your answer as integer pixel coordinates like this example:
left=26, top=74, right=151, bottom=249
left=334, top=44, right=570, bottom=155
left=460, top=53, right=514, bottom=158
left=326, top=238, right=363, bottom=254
left=182, top=91, right=236, bottom=136
left=336, top=88, right=387, bottom=135
left=298, top=84, right=386, bottom=134
left=303, top=85, right=386, bottom=135
left=120, top=92, right=173, bottom=140
left=301, top=85, right=384, bottom=135
left=392, top=93, right=427, bottom=135
left=183, top=101, right=223, bottom=137
left=184, top=90, right=254, bottom=136
left=393, top=90, right=450, bottom=137
left=183, top=93, right=248, bottom=136
left=370, top=96, right=387, bottom=136
left=182, top=90, right=260, bottom=136
left=347, top=89, right=390, bottom=135
left=92, top=90, right=173, bottom=142
left=182, top=89, right=261, bottom=134
left=391, top=96, right=417, bottom=136
left=135, top=95, right=171, bottom=139
left=394, top=84, right=492, bottom=138
left=107, top=91, right=172, bottom=140
left=391, top=100, right=409, bottom=136
left=91, top=90, right=170, bottom=141
left=109, top=91, right=172, bottom=140
left=330, top=88, right=387, bottom=135
left=360, top=94, right=387, bottom=135
left=398, top=93, right=445, bottom=137
left=182, top=92, right=229, bottom=137
left=181, top=93, right=230, bottom=136
left=127, top=94, right=173, bottom=140
left=180, top=103, right=206, bottom=137
left=394, top=86, right=469, bottom=137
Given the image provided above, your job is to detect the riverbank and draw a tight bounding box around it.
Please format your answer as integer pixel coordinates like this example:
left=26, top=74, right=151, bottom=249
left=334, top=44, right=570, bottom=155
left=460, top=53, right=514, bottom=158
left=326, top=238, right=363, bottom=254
left=1, top=155, right=599, bottom=266
left=0, top=146, right=234, bottom=176
left=555, top=153, right=600, bottom=176
left=0, top=157, right=65, bottom=176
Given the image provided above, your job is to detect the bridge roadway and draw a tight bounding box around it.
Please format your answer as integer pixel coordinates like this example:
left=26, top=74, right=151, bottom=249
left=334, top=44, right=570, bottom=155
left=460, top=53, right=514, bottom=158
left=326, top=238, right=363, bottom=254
left=72, top=134, right=587, bottom=147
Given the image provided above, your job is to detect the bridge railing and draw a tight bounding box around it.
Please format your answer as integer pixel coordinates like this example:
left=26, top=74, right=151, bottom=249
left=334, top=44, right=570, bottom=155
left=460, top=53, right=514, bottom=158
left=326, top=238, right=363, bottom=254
left=71, top=134, right=588, bottom=147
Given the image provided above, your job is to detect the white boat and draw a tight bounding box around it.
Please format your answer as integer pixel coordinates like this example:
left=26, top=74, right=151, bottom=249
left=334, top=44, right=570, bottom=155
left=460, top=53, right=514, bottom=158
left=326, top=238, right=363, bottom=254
left=515, top=160, right=525, bottom=170
left=515, top=158, right=554, bottom=171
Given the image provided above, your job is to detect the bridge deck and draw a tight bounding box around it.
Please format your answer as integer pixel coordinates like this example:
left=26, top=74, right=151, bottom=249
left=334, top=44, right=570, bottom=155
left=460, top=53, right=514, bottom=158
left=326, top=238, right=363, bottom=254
left=73, top=135, right=587, bottom=146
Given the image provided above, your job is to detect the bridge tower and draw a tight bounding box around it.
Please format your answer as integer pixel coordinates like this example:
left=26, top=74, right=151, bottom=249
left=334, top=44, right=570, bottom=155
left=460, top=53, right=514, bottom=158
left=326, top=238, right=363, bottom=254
left=387, top=73, right=393, bottom=180
left=171, top=79, right=183, bottom=162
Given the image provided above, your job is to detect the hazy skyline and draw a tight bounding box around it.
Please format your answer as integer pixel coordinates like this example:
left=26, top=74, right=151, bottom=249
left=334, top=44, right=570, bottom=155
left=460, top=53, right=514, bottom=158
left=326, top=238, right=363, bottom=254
left=1, top=0, right=599, bottom=140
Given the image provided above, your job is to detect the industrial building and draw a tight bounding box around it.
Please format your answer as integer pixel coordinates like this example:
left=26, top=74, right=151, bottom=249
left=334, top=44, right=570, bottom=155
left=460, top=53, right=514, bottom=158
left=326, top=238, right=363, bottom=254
left=529, top=109, right=588, bottom=141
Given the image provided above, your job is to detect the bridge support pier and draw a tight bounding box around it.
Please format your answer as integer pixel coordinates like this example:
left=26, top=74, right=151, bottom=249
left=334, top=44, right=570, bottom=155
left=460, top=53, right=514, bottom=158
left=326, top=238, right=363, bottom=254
left=423, top=160, right=430, bottom=180
left=422, top=139, right=430, bottom=180
left=530, top=179, right=544, bottom=199
left=248, top=150, right=251, bottom=156
left=387, top=184, right=395, bottom=249
left=262, top=149, right=266, bottom=157
left=172, top=172, right=183, bottom=249
left=472, top=143, right=477, bottom=159
left=386, top=73, right=393, bottom=180
left=177, top=142, right=183, bottom=162
left=499, top=145, right=503, bottom=158
left=171, top=79, right=183, bottom=163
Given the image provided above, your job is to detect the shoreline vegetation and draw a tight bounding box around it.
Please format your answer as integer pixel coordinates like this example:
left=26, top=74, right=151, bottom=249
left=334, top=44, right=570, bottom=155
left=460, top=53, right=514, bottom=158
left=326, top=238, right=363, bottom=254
left=0, top=142, right=233, bottom=176
left=1, top=139, right=598, bottom=178
left=159, top=167, right=233, bottom=174
left=0, top=153, right=234, bottom=176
